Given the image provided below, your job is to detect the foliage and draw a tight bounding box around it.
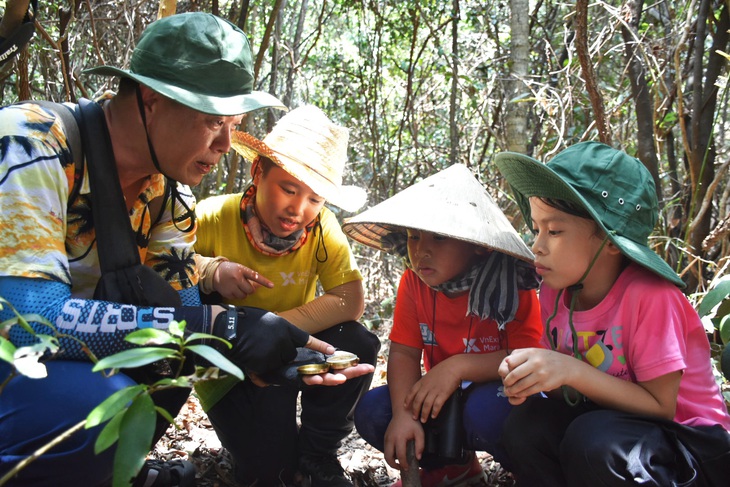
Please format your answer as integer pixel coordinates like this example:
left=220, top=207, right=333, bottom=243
left=87, top=320, right=242, bottom=487
left=2, top=1, right=727, bottom=302
left=0, top=297, right=60, bottom=389
left=697, top=273, right=730, bottom=402
left=0, top=293, right=241, bottom=487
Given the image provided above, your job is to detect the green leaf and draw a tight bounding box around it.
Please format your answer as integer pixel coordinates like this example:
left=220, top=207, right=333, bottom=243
left=187, top=344, right=243, bottom=380
left=86, top=385, right=146, bottom=428
left=719, top=314, right=730, bottom=346
left=92, top=348, right=176, bottom=372
left=155, top=405, right=177, bottom=426
left=169, top=320, right=186, bottom=338
left=26, top=334, right=60, bottom=355
left=698, top=276, right=730, bottom=318
left=94, top=411, right=124, bottom=454
left=185, top=332, right=231, bottom=348
left=113, top=394, right=156, bottom=487
left=0, top=337, right=16, bottom=364
left=1, top=312, right=50, bottom=335
left=123, top=328, right=177, bottom=346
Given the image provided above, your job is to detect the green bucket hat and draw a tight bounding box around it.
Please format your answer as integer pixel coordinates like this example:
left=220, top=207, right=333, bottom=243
left=495, top=141, right=684, bottom=288
left=83, top=12, right=285, bottom=116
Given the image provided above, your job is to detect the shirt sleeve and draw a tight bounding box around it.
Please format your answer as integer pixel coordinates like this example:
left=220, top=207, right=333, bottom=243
left=389, top=270, right=425, bottom=349
left=0, top=104, right=75, bottom=284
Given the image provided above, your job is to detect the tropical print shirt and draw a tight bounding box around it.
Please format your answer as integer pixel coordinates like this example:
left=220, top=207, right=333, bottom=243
left=0, top=102, right=199, bottom=297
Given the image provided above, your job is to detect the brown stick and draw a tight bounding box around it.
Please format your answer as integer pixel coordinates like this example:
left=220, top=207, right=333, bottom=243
left=400, top=439, right=422, bottom=487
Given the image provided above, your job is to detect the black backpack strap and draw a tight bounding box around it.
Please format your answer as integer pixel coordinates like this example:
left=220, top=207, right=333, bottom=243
left=76, top=97, right=141, bottom=272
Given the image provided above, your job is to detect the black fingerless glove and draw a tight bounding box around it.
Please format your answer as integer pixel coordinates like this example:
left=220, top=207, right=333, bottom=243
left=211, top=305, right=310, bottom=376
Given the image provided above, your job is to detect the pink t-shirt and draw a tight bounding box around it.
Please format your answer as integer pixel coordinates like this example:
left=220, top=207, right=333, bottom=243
left=540, top=263, right=730, bottom=430
left=390, top=269, right=542, bottom=371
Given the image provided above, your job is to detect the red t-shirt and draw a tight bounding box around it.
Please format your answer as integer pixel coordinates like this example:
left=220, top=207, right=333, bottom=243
left=389, top=269, right=542, bottom=371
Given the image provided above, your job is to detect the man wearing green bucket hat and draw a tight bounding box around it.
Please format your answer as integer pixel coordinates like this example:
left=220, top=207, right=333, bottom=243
left=494, top=141, right=730, bottom=486
left=0, top=12, right=372, bottom=487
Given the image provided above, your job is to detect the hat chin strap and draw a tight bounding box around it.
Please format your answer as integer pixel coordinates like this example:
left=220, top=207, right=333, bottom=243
left=135, top=86, right=195, bottom=233
left=544, top=234, right=610, bottom=407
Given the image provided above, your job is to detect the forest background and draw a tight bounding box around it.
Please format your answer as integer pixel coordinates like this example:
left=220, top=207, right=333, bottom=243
left=2, top=0, right=729, bottom=375
left=1, top=0, right=729, bottom=485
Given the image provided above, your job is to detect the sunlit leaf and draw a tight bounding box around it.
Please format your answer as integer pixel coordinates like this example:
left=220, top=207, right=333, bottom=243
left=86, top=385, right=146, bottom=428
left=185, top=332, right=231, bottom=348
left=698, top=275, right=730, bottom=318
left=12, top=347, right=47, bottom=379
left=187, top=344, right=243, bottom=380
left=169, top=320, right=186, bottom=338
left=92, top=348, right=176, bottom=372
left=113, top=394, right=156, bottom=487
left=0, top=337, right=16, bottom=364
left=124, top=328, right=177, bottom=346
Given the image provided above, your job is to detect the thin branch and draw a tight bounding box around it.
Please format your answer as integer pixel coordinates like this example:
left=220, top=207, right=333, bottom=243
left=574, top=0, right=612, bottom=142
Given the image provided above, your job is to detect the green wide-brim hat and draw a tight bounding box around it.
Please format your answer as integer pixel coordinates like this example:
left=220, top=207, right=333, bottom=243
left=83, top=12, right=286, bottom=116
left=495, top=141, right=684, bottom=287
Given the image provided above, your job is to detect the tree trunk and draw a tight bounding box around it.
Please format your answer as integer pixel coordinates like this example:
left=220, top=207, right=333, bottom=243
left=505, top=0, right=530, bottom=154
left=449, top=0, right=460, bottom=165
left=284, top=0, right=309, bottom=108
left=683, top=1, right=728, bottom=289
left=267, top=5, right=283, bottom=131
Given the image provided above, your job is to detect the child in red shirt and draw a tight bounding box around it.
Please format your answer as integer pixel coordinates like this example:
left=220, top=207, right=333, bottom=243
left=343, top=164, right=542, bottom=486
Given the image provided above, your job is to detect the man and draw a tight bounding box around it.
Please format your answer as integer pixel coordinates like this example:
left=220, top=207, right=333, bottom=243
left=0, top=12, right=372, bottom=487
left=195, top=105, right=380, bottom=486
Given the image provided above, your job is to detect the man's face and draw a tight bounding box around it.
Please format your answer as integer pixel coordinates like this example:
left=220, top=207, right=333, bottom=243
left=253, top=163, right=325, bottom=238
left=145, top=91, right=243, bottom=187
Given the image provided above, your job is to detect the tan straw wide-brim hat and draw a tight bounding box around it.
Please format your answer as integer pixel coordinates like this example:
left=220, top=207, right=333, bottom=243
left=231, top=105, right=366, bottom=212
left=342, top=164, right=534, bottom=263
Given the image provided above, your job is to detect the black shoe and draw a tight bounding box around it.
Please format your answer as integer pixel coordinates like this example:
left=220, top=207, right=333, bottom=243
left=298, top=453, right=352, bottom=487
left=132, top=459, right=196, bottom=487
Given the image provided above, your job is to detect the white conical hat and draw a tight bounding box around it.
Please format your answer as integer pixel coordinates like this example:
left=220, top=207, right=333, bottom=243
left=342, top=164, right=534, bottom=263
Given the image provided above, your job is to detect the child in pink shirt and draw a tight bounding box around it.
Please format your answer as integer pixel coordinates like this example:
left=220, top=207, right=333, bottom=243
left=496, top=141, right=730, bottom=486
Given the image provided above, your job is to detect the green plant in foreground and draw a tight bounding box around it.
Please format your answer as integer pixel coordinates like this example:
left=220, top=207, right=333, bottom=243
left=1, top=295, right=242, bottom=487
left=697, top=274, right=730, bottom=404
left=86, top=320, right=243, bottom=487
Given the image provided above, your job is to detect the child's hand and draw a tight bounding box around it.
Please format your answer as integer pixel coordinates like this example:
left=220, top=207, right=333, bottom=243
left=212, top=261, right=274, bottom=300
left=383, top=414, right=425, bottom=471
left=404, top=364, right=461, bottom=423
left=499, top=348, right=574, bottom=405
